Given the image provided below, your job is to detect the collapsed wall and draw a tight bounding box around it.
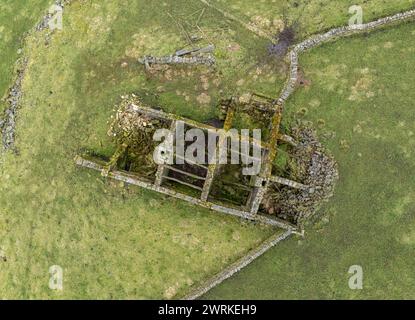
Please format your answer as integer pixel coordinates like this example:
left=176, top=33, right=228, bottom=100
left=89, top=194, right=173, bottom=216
left=262, top=126, right=339, bottom=226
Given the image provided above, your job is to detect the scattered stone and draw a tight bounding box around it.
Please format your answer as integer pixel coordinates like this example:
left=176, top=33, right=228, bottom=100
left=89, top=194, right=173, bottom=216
left=262, top=126, right=339, bottom=226
left=297, top=107, right=308, bottom=116
left=232, top=231, right=241, bottom=241
left=353, top=124, right=363, bottom=134
left=308, top=99, right=321, bottom=108
left=272, top=18, right=285, bottom=33
left=139, top=54, right=215, bottom=69
left=164, top=284, right=179, bottom=299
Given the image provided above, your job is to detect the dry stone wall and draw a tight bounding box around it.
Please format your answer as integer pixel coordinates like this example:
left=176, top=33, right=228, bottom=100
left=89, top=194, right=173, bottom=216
left=277, top=9, right=415, bottom=107
left=183, top=230, right=293, bottom=300
left=0, top=1, right=72, bottom=152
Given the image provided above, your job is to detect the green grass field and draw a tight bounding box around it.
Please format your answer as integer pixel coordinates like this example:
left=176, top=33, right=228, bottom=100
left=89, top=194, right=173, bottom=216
left=1, top=0, right=414, bottom=299
left=205, top=21, right=415, bottom=299
left=0, top=0, right=278, bottom=299
left=0, top=0, right=50, bottom=107
left=215, top=0, right=414, bottom=38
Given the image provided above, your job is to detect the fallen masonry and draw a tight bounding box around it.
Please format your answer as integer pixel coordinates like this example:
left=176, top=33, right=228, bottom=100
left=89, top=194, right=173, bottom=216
left=139, top=45, right=216, bottom=69
left=139, top=54, right=215, bottom=69
left=262, top=126, right=339, bottom=226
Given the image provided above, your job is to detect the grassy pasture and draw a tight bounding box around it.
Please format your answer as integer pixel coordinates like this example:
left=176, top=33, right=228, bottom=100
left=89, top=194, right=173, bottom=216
left=205, top=21, right=415, bottom=299
left=1, top=0, right=414, bottom=299
left=215, top=0, right=415, bottom=38
left=0, top=0, right=278, bottom=299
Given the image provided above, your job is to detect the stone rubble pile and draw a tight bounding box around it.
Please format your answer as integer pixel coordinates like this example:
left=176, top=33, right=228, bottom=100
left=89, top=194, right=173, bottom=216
left=106, top=95, right=168, bottom=174
left=262, top=126, right=339, bottom=226
left=107, top=95, right=162, bottom=149
left=264, top=9, right=415, bottom=226
left=139, top=54, right=215, bottom=69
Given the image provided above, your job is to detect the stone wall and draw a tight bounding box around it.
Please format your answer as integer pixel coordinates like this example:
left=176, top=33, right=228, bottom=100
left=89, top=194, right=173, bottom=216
left=1, top=0, right=73, bottom=152
left=0, top=59, right=26, bottom=152
left=183, top=230, right=293, bottom=300
left=277, top=9, right=415, bottom=107
left=74, top=155, right=295, bottom=230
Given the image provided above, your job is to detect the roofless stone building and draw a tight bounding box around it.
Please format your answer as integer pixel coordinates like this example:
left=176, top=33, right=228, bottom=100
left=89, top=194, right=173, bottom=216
left=75, top=93, right=310, bottom=231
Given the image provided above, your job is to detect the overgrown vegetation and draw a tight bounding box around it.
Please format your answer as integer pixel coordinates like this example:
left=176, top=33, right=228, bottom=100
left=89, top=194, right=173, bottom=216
left=106, top=95, right=168, bottom=176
